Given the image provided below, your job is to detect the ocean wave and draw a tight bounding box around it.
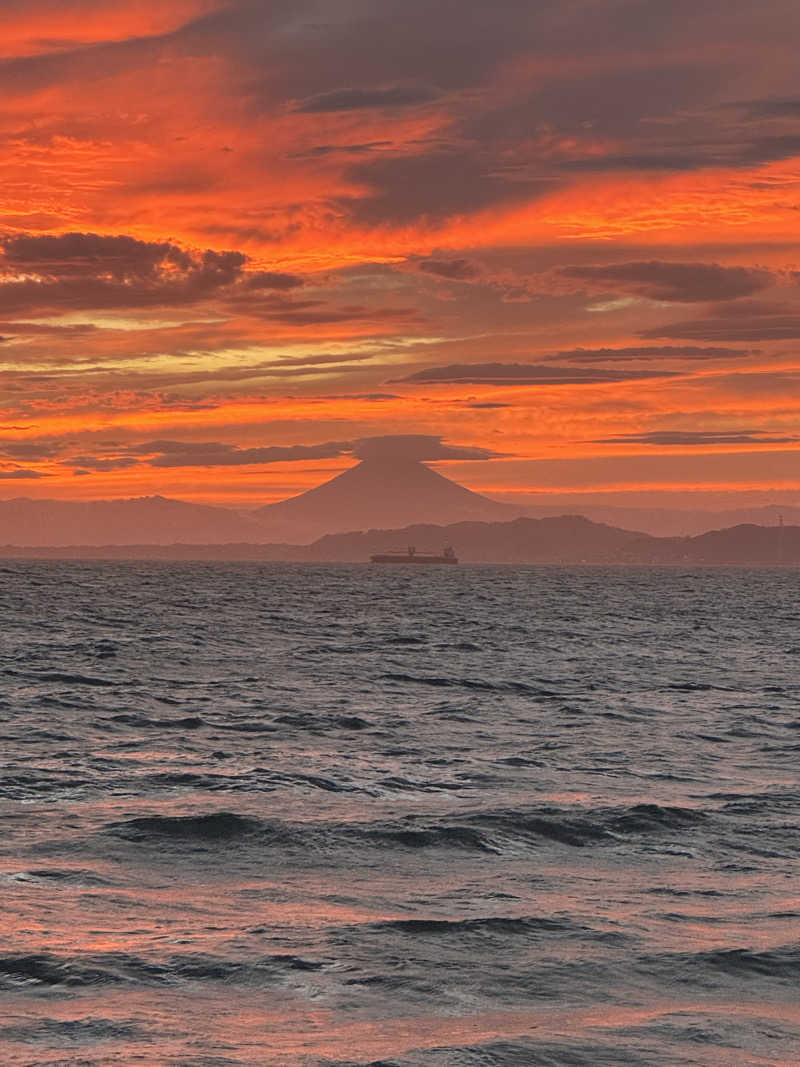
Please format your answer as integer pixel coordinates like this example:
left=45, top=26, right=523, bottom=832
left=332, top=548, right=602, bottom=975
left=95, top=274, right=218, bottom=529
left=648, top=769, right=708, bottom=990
left=377, top=775, right=466, bottom=793
left=273, top=712, right=373, bottom=732
left=2, top=668, right=116, bottom=688
left=104, top=713, right=206, bottom=730
left=367, top=916, right=575, bottom=936
left=24, top=868, right=114, bottom=887
left=103, top=802, right=709, bottom=858
left=0, top=954, right=114, bottom=989
left=686, top=946, right=800, bottom=979
left=107, top=812, right=264, bottom=842
left=606, top=804, right=706, bottom=833
left=213, top=720, right=280, bottom=734
left=0, top=1017, right=142, bottom=1044
left=365, top=825, right=498, bottom=852
left=105, top=812, right=493, bottom=853
left=475, top=804, right=705, bottom=848
left=382, top=672, right=557, bottom=696
left=275, top=771, right=357, bottom=793
left=326, top=1037, right=653, bottom=1066
left=0, top=950, right=324, bottom=991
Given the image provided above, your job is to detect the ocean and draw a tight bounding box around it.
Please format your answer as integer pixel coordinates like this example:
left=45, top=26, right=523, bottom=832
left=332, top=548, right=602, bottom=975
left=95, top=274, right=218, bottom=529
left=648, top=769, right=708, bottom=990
left=1, top=562, right=798, bottom=1066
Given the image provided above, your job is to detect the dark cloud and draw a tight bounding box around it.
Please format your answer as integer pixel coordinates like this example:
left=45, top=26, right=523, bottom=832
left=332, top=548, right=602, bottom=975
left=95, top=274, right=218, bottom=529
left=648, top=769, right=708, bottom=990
left=5, top=2, right=794, bottom=244
left=295, top=85, right=440, bottom=113
left=2, top=232, right=194, bottom=277
left=343, top=147, right=547, bottom=226
left=738, top=133, right=800, bottom=166
left=0, top=320, right=99, bottom=338
left=232, top=0, right=800, bottom=227
left=7, top=1, right=800, bottom=196
left=242, top=271, right=305, bottom=291
left=643, top=302, right=800, bottom=341
left=596, top=429, right=800, bottom=446
left=228, top=296, right=418, bottom=327
left=291, top=141, right=393, bottom=159
left=67, top=456, right=140, bottom=471
left=0, top=232, right=246, bottom=315
left=557, top=262, right=773, bottom=303
left=737, top=97, right=800, bottom=119
left=0, top=437, right=61, bottom=461
left=559, top=131, right=800, bottom=176
left=316, top=53, right=723, bottom=228
left=144, top=440, right=352, bottom=469
left=555, top=345, right=756, bottom=362
left=0, top=468, right=49, bottom=479
left=313, top=392, right=399, bottom=401
left=226, top=1, right=556, bottom=101
left=0, top=233, right=395, bottom=327
left=417, top=258, right=480, bottom=281
left=561, top=152, right=704, bottom=174
left=394, top=363, right=681, bottom=386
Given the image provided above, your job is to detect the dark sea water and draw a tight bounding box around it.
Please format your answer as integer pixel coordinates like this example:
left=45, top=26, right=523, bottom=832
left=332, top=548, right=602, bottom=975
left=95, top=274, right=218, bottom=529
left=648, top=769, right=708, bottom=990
left=1, top=562, right=799, bottom=1067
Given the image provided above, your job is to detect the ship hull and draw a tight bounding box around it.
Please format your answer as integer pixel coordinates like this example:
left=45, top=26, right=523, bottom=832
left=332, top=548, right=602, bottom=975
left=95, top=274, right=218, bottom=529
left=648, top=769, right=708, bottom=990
left=370, top=554, right=458, bottom=564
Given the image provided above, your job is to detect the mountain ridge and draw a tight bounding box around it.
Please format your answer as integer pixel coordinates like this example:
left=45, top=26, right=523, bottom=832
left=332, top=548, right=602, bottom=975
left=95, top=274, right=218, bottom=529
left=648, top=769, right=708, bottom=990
left=2, top=515, right=797, bottom=565
left=0, top=458, right=521, bottom=545
left=0, top=456, right=795, bottom=547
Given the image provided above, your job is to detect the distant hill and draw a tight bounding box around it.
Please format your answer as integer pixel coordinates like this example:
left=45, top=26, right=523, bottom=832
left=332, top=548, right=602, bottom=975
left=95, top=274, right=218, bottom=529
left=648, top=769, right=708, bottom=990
left=681, top=522, right=800, bottom=564
left=306, top=517, right=796, bottom=564
left=3, top=516, right=797, bottom=565
left=306, top=515, right=659, bottom=563
left=307, top=517, right=799, bottom=564
left=1, top=462, right=797, bottom=554
left=510, top=502, right=800, bottom=538
left=252, top=458, right=520, bottom=541
left=0, top=495, right=267, bottom=547
left=0, top=460, right=520, bottom=547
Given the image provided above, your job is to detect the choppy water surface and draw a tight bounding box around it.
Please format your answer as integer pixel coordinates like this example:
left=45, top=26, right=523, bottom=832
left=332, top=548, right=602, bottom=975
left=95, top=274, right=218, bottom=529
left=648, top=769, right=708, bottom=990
left=1, top=562, right=799, bottom=1066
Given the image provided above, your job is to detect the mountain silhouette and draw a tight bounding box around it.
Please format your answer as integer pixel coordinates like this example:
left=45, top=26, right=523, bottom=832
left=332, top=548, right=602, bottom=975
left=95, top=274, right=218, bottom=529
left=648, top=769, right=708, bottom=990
left=5, top=515, right=797, bottom=564
left=0, top=462, right=518, bottom=546
left=1, top=460, right=795, bottom=550
left=252, top=457, right=520, bottom=541
left=305, top=514, right=656, bottom=562
left=0, top=495, right=266, bottom=547
left=302, top=516, right=800, bottom=564
left=511, top=501, right=800, bottom=537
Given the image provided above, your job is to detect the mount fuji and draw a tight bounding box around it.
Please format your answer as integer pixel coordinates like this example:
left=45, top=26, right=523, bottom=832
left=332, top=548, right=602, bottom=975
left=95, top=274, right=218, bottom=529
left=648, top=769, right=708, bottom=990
left=252, top=456, right=520, bottom=541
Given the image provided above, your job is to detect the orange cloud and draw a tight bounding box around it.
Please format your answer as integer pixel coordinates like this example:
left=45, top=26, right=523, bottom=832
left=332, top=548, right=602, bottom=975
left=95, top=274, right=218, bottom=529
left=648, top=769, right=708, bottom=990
left=0, top=1, right=223, bottom=58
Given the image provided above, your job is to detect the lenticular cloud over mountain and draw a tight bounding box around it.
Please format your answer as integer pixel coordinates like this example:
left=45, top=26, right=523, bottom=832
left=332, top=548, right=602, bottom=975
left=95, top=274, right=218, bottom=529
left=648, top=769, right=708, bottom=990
left=254, top=434, right=518, bottom=540
left=351, top=434, right=502, bottom=462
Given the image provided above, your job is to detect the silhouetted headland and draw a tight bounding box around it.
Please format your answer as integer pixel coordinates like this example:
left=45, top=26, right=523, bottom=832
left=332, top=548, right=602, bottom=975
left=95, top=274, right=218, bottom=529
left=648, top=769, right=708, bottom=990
left=2, top=516, right=798, bottom=565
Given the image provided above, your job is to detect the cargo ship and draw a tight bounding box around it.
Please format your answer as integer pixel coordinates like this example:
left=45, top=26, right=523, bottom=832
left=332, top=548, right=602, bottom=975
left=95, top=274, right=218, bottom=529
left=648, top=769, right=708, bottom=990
left=370, top=545, right=458, bottom=565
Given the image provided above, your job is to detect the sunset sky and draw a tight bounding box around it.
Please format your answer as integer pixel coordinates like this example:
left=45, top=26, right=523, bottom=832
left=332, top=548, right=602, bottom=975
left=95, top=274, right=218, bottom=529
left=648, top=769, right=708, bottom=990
left=2, top=0, right=800, bottom=507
